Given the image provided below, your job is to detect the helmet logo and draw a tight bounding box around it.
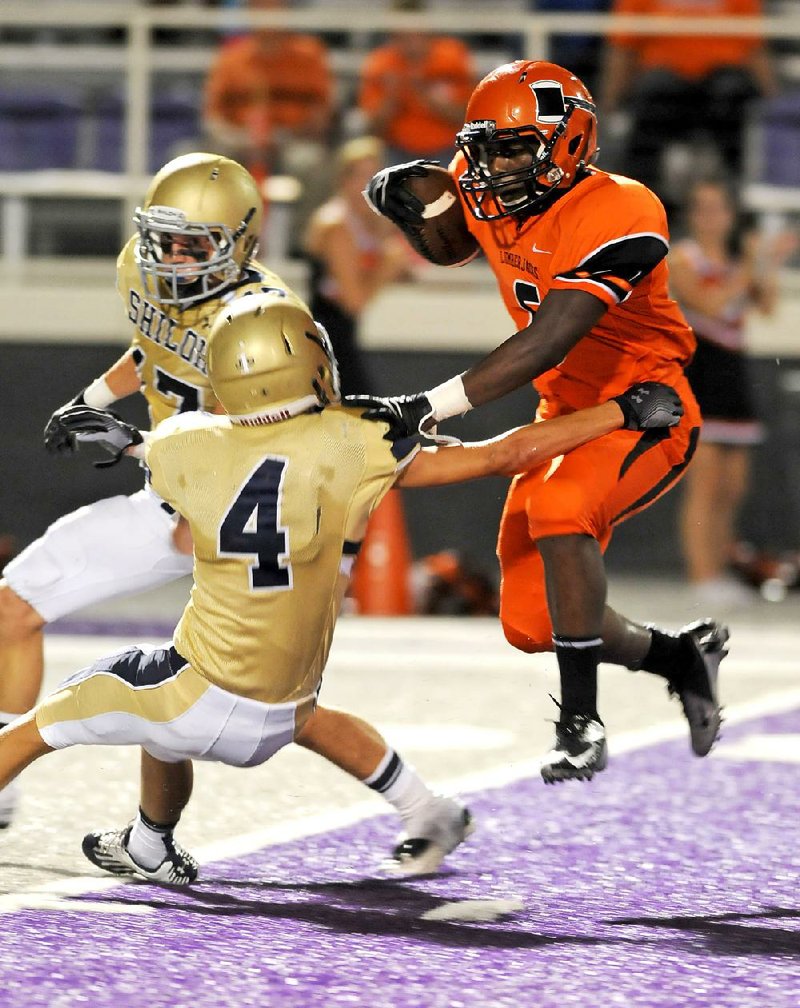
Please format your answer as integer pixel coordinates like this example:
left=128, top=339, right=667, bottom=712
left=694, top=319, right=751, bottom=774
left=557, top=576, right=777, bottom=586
left=235, top=345, right=255, bottom=373
left=460, top=119, right=497, bottom=141
left=530, top=82, right=566, bottom=124
left=147, top=205, right=188, bottom=227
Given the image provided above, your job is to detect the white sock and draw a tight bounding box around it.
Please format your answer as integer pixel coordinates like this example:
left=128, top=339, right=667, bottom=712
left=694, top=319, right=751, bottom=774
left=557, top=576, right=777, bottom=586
left=363, top=749, right=436, bottom=827
left=127, top=810, right=172, bottom=869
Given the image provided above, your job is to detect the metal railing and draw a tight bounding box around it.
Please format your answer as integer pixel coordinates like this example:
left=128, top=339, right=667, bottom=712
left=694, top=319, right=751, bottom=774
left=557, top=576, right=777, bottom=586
left=1, top=3, right=799, bottom=270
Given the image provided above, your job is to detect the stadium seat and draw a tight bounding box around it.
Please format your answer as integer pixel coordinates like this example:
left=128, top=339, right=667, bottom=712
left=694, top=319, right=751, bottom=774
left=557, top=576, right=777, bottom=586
left=755, top=91, right=800, bottom=187
left=0, top=88, right=82, bottom=170
left=92, top=91, right=200, bottom=173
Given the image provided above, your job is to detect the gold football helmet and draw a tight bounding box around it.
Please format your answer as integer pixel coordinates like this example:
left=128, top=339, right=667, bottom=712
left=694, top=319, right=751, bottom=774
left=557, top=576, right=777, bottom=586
left=207, top=293, right=341, bottom=423
left=134, top=152, right=262, bottom=310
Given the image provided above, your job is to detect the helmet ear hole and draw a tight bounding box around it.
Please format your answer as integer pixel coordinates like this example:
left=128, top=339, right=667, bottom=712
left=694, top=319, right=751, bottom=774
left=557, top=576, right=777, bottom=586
left=568, top=133, right=583, bottom=155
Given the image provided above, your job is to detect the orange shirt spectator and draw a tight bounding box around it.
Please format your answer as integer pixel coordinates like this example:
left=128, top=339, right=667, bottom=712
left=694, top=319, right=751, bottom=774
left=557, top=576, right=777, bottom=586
left=608, top=0, right=765, bottom=82
left=358, top=32, right=475, bottom=162
left=600, top=0, right=776, bottom=207
left=202, top=0, right=336, bottom=257
left=204, top=31, right=333, bottom=146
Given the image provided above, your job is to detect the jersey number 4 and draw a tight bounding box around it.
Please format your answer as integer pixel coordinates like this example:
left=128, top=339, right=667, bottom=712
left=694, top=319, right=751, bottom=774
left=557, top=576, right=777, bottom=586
left=219, top=456, right=292, bottom=591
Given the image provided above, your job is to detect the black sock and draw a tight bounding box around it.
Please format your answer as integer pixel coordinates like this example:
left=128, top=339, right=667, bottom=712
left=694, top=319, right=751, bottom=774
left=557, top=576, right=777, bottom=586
left=553, top=635, right=601, bottom=720
left=640, top=628, right=695, bottom=682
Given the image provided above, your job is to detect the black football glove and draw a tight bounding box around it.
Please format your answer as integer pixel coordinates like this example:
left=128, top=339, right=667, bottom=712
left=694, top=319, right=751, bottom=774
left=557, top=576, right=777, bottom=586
left=56, top=405, right=143, bottom=469
left=43, top=389, right=91, bottom=455
left=345, top=392, right=436, bottom=441
left=612, top=382, right=684, bottom=430
left=363, top=159, right=440, bottom=229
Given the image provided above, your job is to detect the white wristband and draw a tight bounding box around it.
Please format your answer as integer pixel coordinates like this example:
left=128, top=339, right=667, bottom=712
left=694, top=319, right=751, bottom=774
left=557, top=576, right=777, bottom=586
left=83, top=377, right=117, bottom=409
left=426, top=374, right=473, bottom=422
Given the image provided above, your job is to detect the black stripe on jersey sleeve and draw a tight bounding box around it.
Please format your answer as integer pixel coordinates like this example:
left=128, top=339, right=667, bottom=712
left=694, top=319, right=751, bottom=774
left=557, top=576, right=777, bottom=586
left=556, top=234, right=669, bottom=296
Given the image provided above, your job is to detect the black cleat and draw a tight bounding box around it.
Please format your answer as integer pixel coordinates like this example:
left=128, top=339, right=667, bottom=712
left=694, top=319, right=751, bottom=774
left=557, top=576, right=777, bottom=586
left=669, top=618, right=728, bottom=756
left=541, top=713, right=608, bottom=784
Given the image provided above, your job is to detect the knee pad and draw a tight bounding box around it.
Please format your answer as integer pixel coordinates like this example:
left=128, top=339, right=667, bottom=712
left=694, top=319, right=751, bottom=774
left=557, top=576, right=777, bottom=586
left=526, top=476, right=594, bottom=541
left=499, top=610, right=553, bottom=655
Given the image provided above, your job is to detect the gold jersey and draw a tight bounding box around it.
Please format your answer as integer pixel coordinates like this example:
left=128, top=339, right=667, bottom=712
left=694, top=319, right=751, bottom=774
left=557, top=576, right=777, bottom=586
left=144, top=406, right=416, bottom=704
left=116, top=237, right=311, bottom=429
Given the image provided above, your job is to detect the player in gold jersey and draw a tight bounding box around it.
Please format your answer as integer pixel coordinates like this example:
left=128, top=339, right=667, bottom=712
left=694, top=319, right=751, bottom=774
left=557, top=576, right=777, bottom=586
left=0, top=153, right=471, bottom=865
left=0, top=291, right=683, bottom=883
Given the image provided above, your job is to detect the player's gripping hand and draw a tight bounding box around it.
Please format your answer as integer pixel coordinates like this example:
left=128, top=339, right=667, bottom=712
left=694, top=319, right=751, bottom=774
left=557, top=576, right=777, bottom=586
left=43, top=390, right=90, bottom=454
left=345, top=392, right=435, bottom=441
left=612, top=382, right=684, bottom=430
left=56, top=405, right=143, bottom=469
left=363, top=159, right=439, bottom=228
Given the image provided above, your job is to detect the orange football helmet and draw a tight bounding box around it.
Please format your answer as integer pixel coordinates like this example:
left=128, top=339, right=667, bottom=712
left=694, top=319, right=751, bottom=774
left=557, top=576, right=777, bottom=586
left=456, top=61, right=598, bottom=220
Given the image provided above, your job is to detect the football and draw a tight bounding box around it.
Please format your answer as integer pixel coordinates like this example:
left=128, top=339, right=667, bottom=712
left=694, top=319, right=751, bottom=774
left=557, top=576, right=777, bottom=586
left=401, top=165, right=480, bottom=267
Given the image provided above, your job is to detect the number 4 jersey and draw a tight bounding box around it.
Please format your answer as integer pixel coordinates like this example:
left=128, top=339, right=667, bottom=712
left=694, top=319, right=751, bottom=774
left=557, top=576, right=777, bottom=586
left=117, top=236, right=310, bottom=428
left=144, top=407, right=417, bottom=704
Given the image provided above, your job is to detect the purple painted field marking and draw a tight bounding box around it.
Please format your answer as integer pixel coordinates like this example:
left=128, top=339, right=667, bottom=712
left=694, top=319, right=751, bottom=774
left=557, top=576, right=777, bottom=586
left=3, top=693, right=800, bottom=1008
left=4, top=684, right=800, bottom=918
left=4, top=683, right=800, bottom=1008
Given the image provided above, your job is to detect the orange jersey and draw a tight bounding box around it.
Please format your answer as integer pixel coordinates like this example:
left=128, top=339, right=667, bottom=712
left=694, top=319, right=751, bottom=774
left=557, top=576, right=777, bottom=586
left=451, top=156, right=696, bottom=416
left=610, top=0, right=763, bottom=80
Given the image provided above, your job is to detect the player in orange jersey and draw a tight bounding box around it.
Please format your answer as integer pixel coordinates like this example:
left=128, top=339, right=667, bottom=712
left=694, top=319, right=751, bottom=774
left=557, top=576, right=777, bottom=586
left=358, top=60, right=729, bottom=783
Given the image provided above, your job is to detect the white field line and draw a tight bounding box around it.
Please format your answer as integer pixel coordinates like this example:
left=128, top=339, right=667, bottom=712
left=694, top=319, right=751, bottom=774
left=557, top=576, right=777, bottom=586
left=2, top=684, right=800, bottom=916
left=44, top=630, right=800, bottom=684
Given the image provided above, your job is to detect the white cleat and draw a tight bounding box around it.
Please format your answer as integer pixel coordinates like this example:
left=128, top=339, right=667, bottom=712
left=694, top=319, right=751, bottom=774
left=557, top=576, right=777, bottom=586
left=386, top=796, right=475, bottom=877
left=82, top=826, right=199, bottom=886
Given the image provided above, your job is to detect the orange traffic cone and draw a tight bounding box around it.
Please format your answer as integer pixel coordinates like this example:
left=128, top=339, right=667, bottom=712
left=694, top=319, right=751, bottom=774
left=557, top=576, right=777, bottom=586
left=350, top=489, right=412, bottom=615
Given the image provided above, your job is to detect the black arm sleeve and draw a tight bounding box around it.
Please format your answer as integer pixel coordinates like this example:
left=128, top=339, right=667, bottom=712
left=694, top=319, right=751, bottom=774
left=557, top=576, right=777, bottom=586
left=555, top=234, right=669, bottom=302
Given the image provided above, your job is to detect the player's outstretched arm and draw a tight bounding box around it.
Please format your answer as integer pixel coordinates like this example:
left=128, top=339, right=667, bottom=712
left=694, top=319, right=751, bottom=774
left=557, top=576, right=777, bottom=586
left=43, top=349, right=142, bottom=454
left=396, top=382, right=683, bottom=488
left=345, top=290, right=608, bottom=440
left=458, top=289, right=608, bottom=408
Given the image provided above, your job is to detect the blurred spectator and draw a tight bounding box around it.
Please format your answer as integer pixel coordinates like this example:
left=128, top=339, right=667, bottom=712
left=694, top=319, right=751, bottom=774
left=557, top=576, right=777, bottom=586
left=303, top=136, right=413, bottom=395
left=203, top=0, right=335, bottom=252
left=600, top=0, right=777, bottom=207
left=531, top=0, right=611, bottom=95
left=670, top=178, right=796, bottom=609
left=357, top=0, right=476, bottom=166
left=411, top=551, right=499, bottom=616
